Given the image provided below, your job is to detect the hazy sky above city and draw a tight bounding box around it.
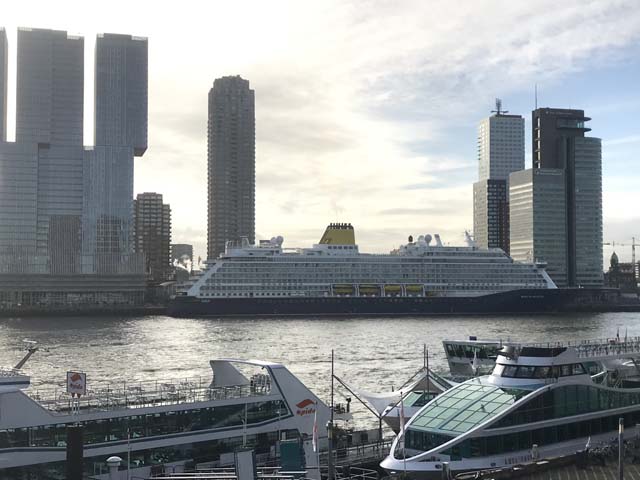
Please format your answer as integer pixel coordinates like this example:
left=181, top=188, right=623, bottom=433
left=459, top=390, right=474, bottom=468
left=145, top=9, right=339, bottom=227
left=4, top=0, right=640, bottom=261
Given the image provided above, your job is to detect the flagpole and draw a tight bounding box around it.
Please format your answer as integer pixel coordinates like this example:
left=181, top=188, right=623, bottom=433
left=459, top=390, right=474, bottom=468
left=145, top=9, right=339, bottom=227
left=313, top=402, right=320, bottom=472
left=426, top=348, right=430, bottom=399
left=400, top=389, right=407, bottom=477
left=327, top=350, right=335, bottom=480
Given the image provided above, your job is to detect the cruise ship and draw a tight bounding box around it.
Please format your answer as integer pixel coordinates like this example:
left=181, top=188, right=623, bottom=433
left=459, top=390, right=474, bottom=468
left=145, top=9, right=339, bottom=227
left=0, top=346, right=337, bottom=479
left=170, top=224, right=613, bottom=317
left=381, top=340, right=640, bottom=477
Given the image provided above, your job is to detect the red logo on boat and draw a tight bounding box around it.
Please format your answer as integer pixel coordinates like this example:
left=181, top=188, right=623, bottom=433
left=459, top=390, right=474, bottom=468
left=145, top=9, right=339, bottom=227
left=296, top=398, right=316, bottom=416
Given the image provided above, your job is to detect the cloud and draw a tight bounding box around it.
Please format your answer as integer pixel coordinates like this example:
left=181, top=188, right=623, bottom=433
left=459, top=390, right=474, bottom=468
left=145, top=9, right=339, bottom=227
left=605, top=135, right=640, bottom=147
left=6, top=1, right=638, bottom=260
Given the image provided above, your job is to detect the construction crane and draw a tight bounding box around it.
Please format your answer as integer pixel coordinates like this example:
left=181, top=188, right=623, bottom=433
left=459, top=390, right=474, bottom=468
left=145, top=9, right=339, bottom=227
left=603, top=237, right=639, bottom=279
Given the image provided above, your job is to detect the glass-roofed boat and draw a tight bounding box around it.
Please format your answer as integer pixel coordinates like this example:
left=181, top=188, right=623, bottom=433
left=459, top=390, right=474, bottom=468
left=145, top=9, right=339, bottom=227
left=381, top=339, right=640, bottom=477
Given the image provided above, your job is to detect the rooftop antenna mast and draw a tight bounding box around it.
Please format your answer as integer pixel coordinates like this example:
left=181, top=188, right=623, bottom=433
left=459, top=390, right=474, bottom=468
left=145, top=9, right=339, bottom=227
left=491, top=98, right=508, bottom=116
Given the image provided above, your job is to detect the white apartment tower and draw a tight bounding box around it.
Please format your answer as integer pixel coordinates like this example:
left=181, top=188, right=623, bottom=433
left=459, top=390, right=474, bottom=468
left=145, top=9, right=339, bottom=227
left=477, top=102, right=525, bottom=181
left=473, top=100, right=524, bottom=254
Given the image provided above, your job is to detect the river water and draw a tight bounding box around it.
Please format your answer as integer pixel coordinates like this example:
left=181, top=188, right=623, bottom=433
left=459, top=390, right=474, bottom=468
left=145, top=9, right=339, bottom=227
left=1, top=312, right=639, bottom=428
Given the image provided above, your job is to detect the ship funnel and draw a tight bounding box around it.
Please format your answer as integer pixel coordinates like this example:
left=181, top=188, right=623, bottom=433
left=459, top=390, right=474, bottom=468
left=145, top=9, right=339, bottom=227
left=319, top=223, right=355, bottom=245
left=434, top=234, right=443, bottom=247
left=425, top=234, right=432, bottom=245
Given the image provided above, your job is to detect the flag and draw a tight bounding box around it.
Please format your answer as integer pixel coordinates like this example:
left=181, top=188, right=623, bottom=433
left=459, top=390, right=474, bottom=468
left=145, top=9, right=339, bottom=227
left=312, top=406, right=318, bottom=452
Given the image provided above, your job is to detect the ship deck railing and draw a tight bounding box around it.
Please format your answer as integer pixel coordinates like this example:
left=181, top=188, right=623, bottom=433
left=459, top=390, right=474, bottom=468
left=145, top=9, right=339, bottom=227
left=319, top=439, right=394, bottom=467
left=516, top=336, right=640, bottom=359
left=0, top=367, right=24, bottom=377
left=27, top=376, right=273, bottom=414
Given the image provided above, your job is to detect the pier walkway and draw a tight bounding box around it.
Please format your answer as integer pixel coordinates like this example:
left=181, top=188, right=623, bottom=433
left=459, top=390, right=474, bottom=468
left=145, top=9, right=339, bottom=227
left=319, top=440, right=392, bottom=467
left=504, top=463, right=640, bottom=479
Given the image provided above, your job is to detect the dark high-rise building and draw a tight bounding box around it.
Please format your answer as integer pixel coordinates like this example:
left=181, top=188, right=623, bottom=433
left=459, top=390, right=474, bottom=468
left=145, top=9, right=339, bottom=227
left=532, top=108, right=590, bottom=169
left=16, top=28, right=84, bottom=146
left=13, top=28, right=85, bottom=275
left=473, top=179, right=509, bottom=253
left=0, top=27, right=147, bottom=309
left=95, top=33, right=148, bottom=156
left=133, top=193, right=172, bottom=284
left=473, top=103, right=524, bottom=253
left=207, top=75, right=255, bottom=260
left=0, top=28, right=7, bottom=142
left=83, top=34, right=148, bottom=274
left=511, top=108, right=603, bottom=287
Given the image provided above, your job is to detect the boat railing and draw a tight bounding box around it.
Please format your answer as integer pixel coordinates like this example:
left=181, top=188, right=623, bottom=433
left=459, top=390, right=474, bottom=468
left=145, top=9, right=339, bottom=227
left=27, top=376, right=273, bottom=414
left=0, top=367, right=23, bottom=377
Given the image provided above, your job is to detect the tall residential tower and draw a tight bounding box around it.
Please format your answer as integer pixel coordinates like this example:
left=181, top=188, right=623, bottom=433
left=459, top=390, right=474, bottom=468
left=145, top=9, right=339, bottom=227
left=473, top=100, right=524, bottom=253
left=207, top=76, right=255, bottom=260
left=133, top=193, right=172, bottom=284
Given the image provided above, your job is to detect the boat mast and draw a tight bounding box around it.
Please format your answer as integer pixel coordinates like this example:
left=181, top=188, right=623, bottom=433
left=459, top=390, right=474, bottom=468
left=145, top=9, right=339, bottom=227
left=327, top=350, right=335, bottom=480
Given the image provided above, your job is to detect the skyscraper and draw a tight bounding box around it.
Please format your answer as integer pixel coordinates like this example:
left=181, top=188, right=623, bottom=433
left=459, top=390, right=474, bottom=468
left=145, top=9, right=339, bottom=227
left=509, top=168, right=568, bottom=286
left=473, top=101, right=524, bottom=253
left=0, top=27, right=147, bottom=308
left=14, top=28, right=85, bottom=274
left=133, top=193, right=172, bottom=284
left=473, top=180, right=509, bottom=252
left=83, top=34, right=149, bottom=273
left=510, top=108, right=603, bottom=287
left=532, top=108, right=590, bottom=169
left=95, top=33, right=148, bottom=156
left=16, top=28, right=84, bottom=146
left=0, top=28, right=7, bottom=142
left=207, top=76, right=255, bottom=260
left=477, top=104, right=525, bottom=181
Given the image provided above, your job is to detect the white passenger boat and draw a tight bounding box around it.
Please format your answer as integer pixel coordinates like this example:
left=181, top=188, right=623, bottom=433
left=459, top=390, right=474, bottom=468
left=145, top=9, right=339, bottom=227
left=381, top=338, right=640, bottom=477
left=0, top=355, right=336, bottom=479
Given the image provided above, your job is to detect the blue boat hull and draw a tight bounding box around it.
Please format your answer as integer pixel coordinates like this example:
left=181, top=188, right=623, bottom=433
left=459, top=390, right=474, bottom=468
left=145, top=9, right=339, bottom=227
left=168, top=288, right=619, bottom=317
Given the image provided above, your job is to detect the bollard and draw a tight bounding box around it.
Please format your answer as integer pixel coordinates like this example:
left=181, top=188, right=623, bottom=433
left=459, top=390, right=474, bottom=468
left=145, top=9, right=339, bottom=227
left=106, top=456, right=122, bottom=480
left=66, top=425, right=83, bottom=480
left=441, top=462, right=450, bottom=480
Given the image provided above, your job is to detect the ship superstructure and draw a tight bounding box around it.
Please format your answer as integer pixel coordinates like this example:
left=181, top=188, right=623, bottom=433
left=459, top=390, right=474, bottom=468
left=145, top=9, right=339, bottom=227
left=0, top=358, right=334, bottom=479
left=170, top=224, right=569, bottom=316
left=381, top=340, right=640, bottom=476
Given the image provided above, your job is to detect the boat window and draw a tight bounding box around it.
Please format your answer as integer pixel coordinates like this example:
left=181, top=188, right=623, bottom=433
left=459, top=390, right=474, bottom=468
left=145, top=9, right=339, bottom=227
left=503, top=366, right=518, bottom=377
left=560, top=365, right=573, bottom=377
left=572, top=363, right=586, bottom=375
left=407, top=383, right=527, bottom=441
left=515, top=366, right=536, bottom=378
left=534, top=367, right=551, bottom=379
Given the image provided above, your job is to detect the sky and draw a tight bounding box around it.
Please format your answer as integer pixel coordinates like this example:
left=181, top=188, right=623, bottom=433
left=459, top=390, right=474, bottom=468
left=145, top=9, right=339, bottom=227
left=3, top=0, right=640, bottom=264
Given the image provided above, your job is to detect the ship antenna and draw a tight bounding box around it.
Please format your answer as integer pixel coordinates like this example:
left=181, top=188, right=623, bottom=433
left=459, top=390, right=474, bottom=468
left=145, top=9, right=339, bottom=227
left=491, top=98, right=508, bottom=116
